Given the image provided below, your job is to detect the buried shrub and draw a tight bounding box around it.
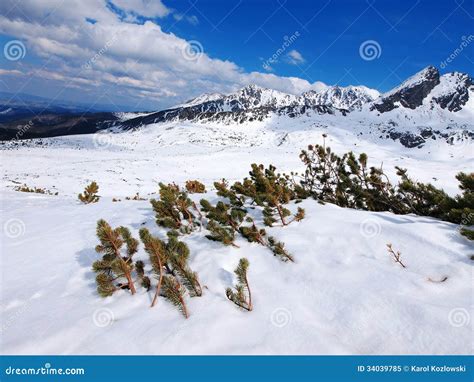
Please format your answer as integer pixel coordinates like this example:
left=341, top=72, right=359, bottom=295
left=299, top=142, right=474, bottom=230
left=200, top=198, right=294, bottom=261
left=232, top=164, right=305, bottom=226
left=135, top=260, right=151, bottom=291
left=140, top=228, right=167, bottom=307
left=226, top=258, right=252, bottom=311
left=161, top=275, right=189, bottom=318
left=460, top=228, right=474, bottom=241
left=14, top=184, right=58, bottom=195
left=78, top=181, right=100, bottom=204
left=150, top=183, right=200, bottom=233
left=165, top=231, right=202, bottom=298
left=239, top=219, right=294, bottom=262
left=139, top=228, right=201, bottom=315
left=92, top=220, right=138, bottom=297
left=200, top=199, right=247, bottom=247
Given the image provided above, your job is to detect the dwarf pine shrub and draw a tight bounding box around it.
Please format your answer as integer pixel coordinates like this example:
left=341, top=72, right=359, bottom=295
left=185, top=180, right=206, bottom=194
left=135, top=260, right=151, bottom=291
left=299, top=142, right=473, bottom=233
left=78, top=181, right=100, bottom=204
left=140, top=228, right=167, bottom=307
left=139, top=228, right=201, bottom=314
left=214, top=179, right=246, bottom=207
left=165, top=231, right=202, bottom=297
left=239, top=218, right=294, bottom=262
left=14, top=184, right=58, bottom=195
left=92, top=220, right=138, bottom=297
left=150, top=183, right=200, bottom=233
left=161, top=275, right=189, bottom=318
left=460, top=228, right=474, bottom=241
left=232, top=164, right=304, bottom=226
left=226, top=258, right=252, bottom=311
left=200, top=199, right=247, bottom=247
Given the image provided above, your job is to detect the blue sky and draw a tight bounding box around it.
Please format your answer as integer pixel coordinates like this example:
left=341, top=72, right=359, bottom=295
left=0, top=0, right=472, bottom=111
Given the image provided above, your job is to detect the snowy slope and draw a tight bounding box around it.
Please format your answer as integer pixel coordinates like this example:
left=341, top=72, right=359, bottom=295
left=1, top=189, right=472, bottom=355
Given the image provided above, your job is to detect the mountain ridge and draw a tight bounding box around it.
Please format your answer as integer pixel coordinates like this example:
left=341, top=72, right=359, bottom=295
left=1, top=66, right=472, bottom=146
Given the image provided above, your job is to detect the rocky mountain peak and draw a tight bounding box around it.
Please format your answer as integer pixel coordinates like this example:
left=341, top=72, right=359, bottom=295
left=371, top=66, right=440, bottom=113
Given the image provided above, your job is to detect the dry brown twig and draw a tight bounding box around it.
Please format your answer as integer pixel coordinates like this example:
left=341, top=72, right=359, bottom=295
left=386, top=243, right=406, bottom=268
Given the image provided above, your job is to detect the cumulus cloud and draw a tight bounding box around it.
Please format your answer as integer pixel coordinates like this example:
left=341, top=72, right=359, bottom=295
left=0, top=0, right=325, bottom=109
left=287, top=49, right=305, bottom=65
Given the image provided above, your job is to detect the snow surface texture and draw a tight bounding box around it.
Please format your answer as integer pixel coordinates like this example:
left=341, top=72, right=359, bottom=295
left=1, top=192, right=472, bottom=355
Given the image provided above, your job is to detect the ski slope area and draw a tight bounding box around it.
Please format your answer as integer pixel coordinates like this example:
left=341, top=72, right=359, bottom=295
left=0, top=117, right=473, bottom=355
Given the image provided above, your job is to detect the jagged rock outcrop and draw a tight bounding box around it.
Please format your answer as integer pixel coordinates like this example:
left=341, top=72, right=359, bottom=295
left=371, top=66, right=440, bottom=113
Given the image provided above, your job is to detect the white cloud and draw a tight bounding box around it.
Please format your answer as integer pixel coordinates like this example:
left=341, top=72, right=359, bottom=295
left=112, top=0, right=170, bottom=18
left=0, top=0, right=325, bottom=109
left=173, top=13, right=199, bottom=25
left=0, top=69, right=23, bottom=76
left=287, top=49, right=305, bottom=65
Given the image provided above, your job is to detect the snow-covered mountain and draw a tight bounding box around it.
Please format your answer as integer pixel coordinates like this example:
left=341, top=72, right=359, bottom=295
left=123, top=66, right=472, bottom=127
left=175, top=83, right=380, bottom=113
left=301, top=86, right=380, bottom=110
left=1, top=66, right=472, bottom=149
left=370, top=66, right=473, bottom=113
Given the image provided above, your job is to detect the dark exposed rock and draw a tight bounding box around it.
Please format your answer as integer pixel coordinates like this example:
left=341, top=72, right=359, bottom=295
left=431, top=72, right=473, bottom=112
left=371, top=66, right=440, bottom=113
